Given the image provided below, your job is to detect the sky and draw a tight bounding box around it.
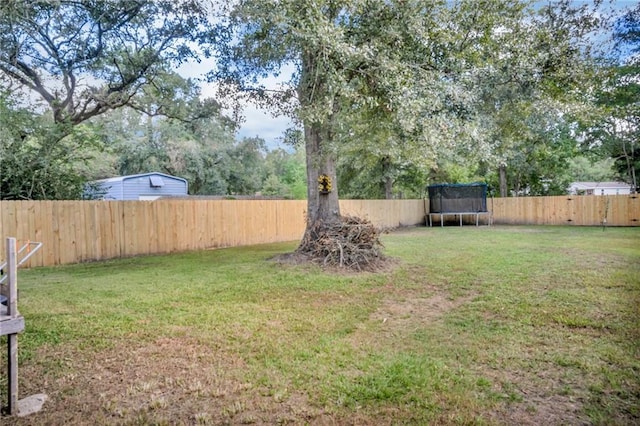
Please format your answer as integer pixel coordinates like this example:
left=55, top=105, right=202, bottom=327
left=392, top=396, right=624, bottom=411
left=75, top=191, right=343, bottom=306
left=199, top=76, right=295, bottom=149
left=178, top=59, right=296, bottom=151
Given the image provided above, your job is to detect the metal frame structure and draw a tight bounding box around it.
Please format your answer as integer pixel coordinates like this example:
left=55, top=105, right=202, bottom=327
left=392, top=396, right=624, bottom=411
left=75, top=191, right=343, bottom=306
left=1, top=238, right=42, bottom=416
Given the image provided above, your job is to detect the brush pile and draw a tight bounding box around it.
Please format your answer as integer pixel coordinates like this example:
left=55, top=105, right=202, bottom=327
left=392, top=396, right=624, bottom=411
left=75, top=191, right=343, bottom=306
left=296, top=215, right=386, bottom=271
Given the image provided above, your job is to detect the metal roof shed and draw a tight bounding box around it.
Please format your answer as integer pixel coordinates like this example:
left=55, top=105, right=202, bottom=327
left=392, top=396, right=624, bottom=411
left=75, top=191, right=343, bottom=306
left=91, top=172, right=188, bottom=200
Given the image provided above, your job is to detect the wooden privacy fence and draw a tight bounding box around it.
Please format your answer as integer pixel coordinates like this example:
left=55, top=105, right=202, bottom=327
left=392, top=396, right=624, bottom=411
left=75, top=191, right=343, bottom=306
left=0, top=196, right=637, bottom=267
left=0, top=199, right=425, bottom=267
left=489, top=195, right=639, bottom=226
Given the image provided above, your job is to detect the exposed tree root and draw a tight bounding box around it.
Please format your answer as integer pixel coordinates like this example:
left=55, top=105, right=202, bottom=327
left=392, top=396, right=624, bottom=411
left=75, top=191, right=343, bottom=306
left=295, top=215, right=387, bottom=271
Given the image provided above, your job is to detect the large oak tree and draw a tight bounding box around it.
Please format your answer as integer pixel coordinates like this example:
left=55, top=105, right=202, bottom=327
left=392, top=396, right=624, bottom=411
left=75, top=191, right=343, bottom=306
left=218, top=0, right=531, bottom=249
left=0, top=0, right=214, bottom=132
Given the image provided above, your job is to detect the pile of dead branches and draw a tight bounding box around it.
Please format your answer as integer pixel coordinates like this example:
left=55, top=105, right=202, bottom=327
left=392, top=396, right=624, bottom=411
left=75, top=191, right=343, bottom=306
left=296, top=215, right=386, bottom=271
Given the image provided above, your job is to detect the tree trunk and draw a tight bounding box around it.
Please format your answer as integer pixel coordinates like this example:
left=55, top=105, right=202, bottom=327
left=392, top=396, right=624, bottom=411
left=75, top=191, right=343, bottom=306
left=499, top=163, right=508, bottom=197
left=303, top=122, right=341, bottom=228
left=297, top=51, right=341, bottom=247
left=621, top=137, right=637, bottom=194
left=382, top=156, right=393, bottom=199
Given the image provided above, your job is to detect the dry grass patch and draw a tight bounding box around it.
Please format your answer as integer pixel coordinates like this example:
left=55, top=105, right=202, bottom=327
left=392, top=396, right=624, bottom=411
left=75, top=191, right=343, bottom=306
left=12, top=335, right=322, bottom=425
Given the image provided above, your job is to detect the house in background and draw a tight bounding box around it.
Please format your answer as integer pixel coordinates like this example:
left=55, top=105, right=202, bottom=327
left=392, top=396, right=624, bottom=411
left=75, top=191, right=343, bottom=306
left=88, top=172, right=188, bottom=200
left=568, top=181, right=633, bottom=196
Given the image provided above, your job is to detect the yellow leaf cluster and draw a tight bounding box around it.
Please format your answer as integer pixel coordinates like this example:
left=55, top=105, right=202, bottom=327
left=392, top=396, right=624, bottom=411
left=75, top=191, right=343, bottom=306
left=317, top=174, right=332, bottom=193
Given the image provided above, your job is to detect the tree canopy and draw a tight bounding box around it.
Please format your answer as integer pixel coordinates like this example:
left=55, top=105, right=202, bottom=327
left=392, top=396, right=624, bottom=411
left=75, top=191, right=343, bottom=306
left=1, top=0, right=636, bottom=207
left=0, top=0, right=214, bottom=129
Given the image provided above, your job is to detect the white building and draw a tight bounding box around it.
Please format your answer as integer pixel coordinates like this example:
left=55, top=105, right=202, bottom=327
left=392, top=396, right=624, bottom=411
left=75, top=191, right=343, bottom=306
left=568, top=181, right=633, bottom=196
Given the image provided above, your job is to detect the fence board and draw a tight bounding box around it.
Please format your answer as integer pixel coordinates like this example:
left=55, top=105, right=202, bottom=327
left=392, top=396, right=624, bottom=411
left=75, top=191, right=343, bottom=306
left=629, top=195, right=640, bottom=226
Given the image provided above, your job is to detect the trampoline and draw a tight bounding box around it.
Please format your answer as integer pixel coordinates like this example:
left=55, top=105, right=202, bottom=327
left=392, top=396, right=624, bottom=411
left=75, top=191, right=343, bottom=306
left=427, top=183, right=491, bottom=226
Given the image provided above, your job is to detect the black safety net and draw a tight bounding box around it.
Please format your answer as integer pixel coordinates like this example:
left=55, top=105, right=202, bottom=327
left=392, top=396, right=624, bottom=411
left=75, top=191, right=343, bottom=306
left=428, top=183, right=488, bottom=213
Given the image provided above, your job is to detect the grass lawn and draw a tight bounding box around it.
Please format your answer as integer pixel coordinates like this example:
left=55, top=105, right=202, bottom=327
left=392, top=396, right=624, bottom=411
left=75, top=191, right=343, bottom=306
left=1, top=225, right=639, bottom=425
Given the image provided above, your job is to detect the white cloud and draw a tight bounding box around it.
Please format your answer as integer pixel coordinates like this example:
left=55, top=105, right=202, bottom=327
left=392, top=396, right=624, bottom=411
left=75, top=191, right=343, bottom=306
left=236, top=105, right=294, bottom=148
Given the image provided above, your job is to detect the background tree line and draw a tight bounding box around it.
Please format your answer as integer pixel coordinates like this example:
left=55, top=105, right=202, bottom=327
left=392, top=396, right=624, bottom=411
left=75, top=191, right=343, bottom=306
left=0, top=0, right=638, bottom=203
left=0, top=88, right=307, bottom=199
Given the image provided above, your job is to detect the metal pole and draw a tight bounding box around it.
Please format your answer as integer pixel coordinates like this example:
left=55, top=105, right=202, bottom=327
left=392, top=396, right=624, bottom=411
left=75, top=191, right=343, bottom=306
left=6, top=237, right=19, bottom=415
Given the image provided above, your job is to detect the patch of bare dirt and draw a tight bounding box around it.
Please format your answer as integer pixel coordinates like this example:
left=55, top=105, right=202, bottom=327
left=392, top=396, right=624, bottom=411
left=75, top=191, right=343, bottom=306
left=371, top=291, right=473, bottom=326
left=347, top=282, right=475, bottom=352
left=489, top=394, right=590, bottom=426
left=560, top=247, right=629, bottom=271
left=385, top=226, right=429, bottom=236
left=5, top=335, right=324, bottom=425
left=484, top=366, right=592, bottom=426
